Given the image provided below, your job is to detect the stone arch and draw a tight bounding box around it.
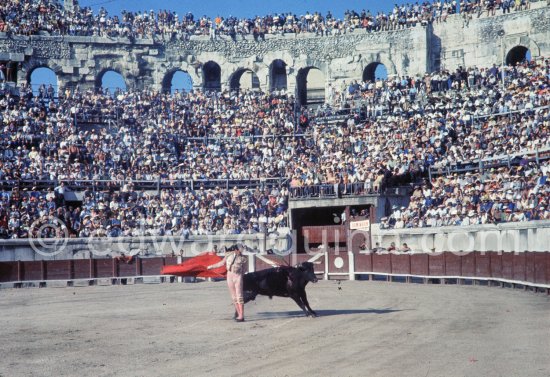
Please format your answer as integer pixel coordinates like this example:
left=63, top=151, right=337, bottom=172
left=202, top=61, right=221, bottom=92
left=296, top=66, right=325, bottom=106
left=359, top=54, right=397, bottom=81
left=270, top=59, right=288, bottom=91
left=229, top=68, right=260, bottom=92
left=96, top=69, right=127, bottom=94
left=506, top=45, right=531, bottom=66
left=27, top=65, right=59, bottom=97
left=20, top=60, right=63, bottom=87
left=162, top=69, right=193, bottom=94
left=363, top=62, right=388, bottom=83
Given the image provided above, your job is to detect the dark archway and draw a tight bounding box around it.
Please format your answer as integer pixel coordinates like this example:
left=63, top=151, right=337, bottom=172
left=296, top=67, right=325, bottom=106
left=270, top=59, right=287, bottom=91
left=162, top=70, right=193, bottom=94
left=28, top=66, right=58, bottom=98
left=96, top=70, right=127, bottom=94
left=202, top=61, right=221, bottom=92
left=229, top=69, right=260, bottom=92
left=363, top=62, right=388, bottom=83
left=506, top=46, right=531, bottom=66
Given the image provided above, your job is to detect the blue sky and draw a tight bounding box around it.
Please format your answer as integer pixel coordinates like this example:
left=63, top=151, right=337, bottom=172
left=81, top=0, right=404, bottom=20
left=32, top=0, right=409, bottom=94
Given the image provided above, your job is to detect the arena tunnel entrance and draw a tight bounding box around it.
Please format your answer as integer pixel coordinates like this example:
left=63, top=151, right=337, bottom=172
left=229, top=69, right=260, bottom=92
left=96, top=70, right=127, bottom=95
left=28, top=66, right=58, bottom=98
left=202, top=61, right=221, bottom=92
left=163, top=70, right=193, bottom=94
left=291, top=204, right=373, bottom=253
left=296, top=67, right=325, bottom=107
left=506, top=46, right=531, bottom=66
left=363, top=62, right=388, bottom=83
left=270, top=59, right=287, bottom=92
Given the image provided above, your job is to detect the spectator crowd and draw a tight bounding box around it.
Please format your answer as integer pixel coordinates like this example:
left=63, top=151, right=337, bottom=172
left=0, top=9, right=549, bottom=238
left=0, top=0, right=536, bottom=40
left=381, top=161, right=549, bottom=229
left=1, top=184, right=289, bottom=239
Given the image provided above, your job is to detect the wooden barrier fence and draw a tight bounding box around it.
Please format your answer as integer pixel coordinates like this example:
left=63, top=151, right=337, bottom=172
left=352, top=251, right=550, bottom=291
left=0, top=257, right=178, bottom=287
left=0, top=252, right=549, bottom=291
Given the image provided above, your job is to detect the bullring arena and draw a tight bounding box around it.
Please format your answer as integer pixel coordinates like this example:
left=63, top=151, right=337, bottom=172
left=1, top=0, right=550, bottom=376
left=2, top=280, right=550, bottom=377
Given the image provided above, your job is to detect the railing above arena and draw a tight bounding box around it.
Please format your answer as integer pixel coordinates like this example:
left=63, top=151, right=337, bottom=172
left=289, top=182, right=378, bottom=199
left=0, top=177, right=288, bottom=193
left=1, top=141, right=547, bottom=195
left=429, top=146, right=550, bottom=179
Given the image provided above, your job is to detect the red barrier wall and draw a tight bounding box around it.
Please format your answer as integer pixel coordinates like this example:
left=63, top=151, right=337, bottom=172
left=501, top=253, right=514, bottom=279
left=474, top=252, right=489, bottom=277
left=462, top=252, right=476, bottom=276
left=1, top=253, right=549, bottom=288
left=302, top=225, right=347, bottom=244
left=165, top=257, right=178, bottom=265
left=513, top=253, right=526, bottom=281
left=140, top=258, right=166, bottom=275
left=0, top=261, right=19, bottom=282
left=45, top=260, right=71, bottom=280
left=22, top=261, right=43, bottom=281
left=525, top=252, right=535, bottom=282
left=354, top=253, right=373, bottom=272
left=328, top=253, right=349, bottom=275
left=445, top=253, right=461, bottom=276
left=254, top=254, right=291, bottom=271
left=372, top=254, right=391, bottom=274
left=410, top=254, right=429, bottom=276
left=533, top=253, right=547, bottom=284
left=390, top=254, right=410, bottom=275
left=73, top=259, right=92, bottom=279
left=118, top=261, right=138, bottom=277
left=490, top=252, right=502, bottom=278
left=429, top=254, right=445, bottom=276
left=95, top=259, right=114, bottom=278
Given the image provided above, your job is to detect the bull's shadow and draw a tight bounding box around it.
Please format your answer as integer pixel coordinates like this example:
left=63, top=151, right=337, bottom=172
left=254, top=308, right=405, bottom=320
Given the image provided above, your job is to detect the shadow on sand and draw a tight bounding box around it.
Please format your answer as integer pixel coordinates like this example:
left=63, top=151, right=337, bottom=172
left=253, top=308, right=406, bottom=320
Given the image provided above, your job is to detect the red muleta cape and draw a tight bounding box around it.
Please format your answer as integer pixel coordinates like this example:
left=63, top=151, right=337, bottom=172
left=161, top=252, right=227, bottom=278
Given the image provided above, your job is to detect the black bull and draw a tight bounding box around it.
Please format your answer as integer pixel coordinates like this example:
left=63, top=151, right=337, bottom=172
left=242, top=262, right=319, bottom=317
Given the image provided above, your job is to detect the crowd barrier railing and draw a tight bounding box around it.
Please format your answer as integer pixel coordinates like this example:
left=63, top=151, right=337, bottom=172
left=289, top=182, right=380, bottom=199
left=429, top=146, right=550, bottom=179
left=0, top=177, right=288, bottom=193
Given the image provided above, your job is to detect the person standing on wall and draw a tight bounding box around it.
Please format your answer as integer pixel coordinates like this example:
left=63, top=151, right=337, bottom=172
left=207, top=245, right=248, bottom=322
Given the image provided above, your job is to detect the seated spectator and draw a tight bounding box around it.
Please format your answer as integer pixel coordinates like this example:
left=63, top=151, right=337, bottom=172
left=400, top=243, right=411, bottom=252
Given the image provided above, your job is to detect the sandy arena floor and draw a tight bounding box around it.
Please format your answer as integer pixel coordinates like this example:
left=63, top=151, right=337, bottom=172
left=1, top=280, right=549, bottom=377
